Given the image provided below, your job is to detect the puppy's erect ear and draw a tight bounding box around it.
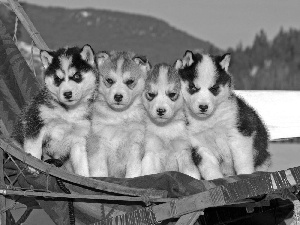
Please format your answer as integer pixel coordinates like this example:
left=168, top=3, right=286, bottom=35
left=133, top=55, right=151, bottom=73
left=182, top=50, right=194, bottom=67
left=40, top=50, right=53, bottom=69
left=219, top=53, right=231, bottom=72
left=174, top=59, right=183, bottom=70
left=96, top=51, right=109, bottom=67
left=80, top=44, right=95, bottom=66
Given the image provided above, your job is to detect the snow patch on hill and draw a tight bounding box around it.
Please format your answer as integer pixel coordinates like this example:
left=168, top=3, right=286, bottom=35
left=80, top=11, right=91, bottom=18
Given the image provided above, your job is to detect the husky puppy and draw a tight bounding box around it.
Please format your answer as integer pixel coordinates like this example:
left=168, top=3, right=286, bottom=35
left=177, top=50, right=271, bottom=180
left=89, top=51, right=150, bottom=178
left=141, top=63, right=201, bottom=179
left=12, top=45, right=98, bottom=177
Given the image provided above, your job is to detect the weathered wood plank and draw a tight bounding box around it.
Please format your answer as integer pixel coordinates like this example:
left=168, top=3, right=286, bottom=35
left=175, top=211, right=203, bottom=225
left=152, top=190, right=224, bottom=222
left=0, top=137, right=166, bottom=199
left=7, top=0, right=50, bottom=51
left=0, top=149, right=6, bottom=225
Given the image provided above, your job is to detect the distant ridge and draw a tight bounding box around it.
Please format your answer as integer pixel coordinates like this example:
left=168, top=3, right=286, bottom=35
left=19, top=3, right=221, bottom=64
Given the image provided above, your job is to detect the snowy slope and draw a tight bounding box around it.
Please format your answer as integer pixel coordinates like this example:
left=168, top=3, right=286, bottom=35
left=235, top=90, right=300, bottom=140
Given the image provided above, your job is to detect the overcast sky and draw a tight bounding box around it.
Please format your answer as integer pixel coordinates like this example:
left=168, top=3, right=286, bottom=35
left=20, top=0, right=300, bottom=50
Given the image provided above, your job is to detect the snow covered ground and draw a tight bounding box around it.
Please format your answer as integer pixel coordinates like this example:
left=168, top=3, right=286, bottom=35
left=235, top=90, right=300, bottom=140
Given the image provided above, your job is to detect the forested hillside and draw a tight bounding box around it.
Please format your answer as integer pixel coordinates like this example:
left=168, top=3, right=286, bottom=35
left=1, top=3, right=299, bottom=90
left=228, top=29, right=300, bottom=90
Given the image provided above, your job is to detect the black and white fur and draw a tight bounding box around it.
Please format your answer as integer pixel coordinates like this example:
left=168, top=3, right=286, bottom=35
left=88, top=51, right=150, bottom=178
left=141, top=63, right=200, bottom=179
left=12, top=45, right=98, bottom=177
left=177, top=50, right=271, bottom=180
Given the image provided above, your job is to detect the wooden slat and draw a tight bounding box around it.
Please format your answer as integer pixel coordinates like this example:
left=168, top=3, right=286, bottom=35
left=175, top=211, right=203, bottom=225
left=152, top=166, right=300, bottom=222
left=7, top=0, right=50, bottom=51
left=152, top=190, right=223, bottom=222
left=0, top=149, right=6, bottom=225
left=0, top=188, right=170, bottom=203
left=0, top=137, right=166, bottom=199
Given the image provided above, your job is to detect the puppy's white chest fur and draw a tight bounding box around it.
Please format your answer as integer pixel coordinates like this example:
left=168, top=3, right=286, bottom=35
left=187, top=100, right=237, bottom=135
left=39, top=103, right=91, bottom=157
left=92, top=98, right=145, bottom=143
left=147, top=118, right=187, bottom=142
left=143, top=110, right=197, bottom=175
left=90, top=97, right=145, bottom=177
left=187, top=100, right=238, bottom=175
left=40, top=104, right=90, bottom=135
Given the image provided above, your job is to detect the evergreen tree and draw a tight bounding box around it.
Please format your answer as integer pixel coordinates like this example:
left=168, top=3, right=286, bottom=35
left=228, top=28, right=300, bottom=90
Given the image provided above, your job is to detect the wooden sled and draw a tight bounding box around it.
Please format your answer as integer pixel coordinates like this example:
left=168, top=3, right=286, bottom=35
left=1, top=1, right=300, bottom=224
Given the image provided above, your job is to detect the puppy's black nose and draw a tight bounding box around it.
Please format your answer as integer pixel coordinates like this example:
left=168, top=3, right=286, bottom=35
left=157, top=108, right=166, bottom=116
left=199, top=104, right=208, bottom=112
left=63, top=91, right=72, bottom=100
left=114, top=94, right=123, bottom=102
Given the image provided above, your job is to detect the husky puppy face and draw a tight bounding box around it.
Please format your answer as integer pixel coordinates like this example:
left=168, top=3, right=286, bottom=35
left=178, top=51, right=232, bottom=118
left=96, top=51, right=150, bottom=111
left=142, top=63, right=183, bottom=123
left=40, top=45, right=97, bottom=107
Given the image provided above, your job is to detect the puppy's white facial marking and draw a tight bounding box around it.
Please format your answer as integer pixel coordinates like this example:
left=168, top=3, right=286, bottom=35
left=181, top=54, right=232, bottom=118
left=183, top=56, right=217, bottom=117
left=98, top=52, right=146, bottom=111
left=45, top=55, right=96, bottom=108
left=116, top=58, right=124, bottom=75
left=143, top=64, right=183, bottom=124
left=61, top=56, right=72, bottom=75
left=157, top=66, right=169, bottom=88
left=195, top=55, right=216, bottom=88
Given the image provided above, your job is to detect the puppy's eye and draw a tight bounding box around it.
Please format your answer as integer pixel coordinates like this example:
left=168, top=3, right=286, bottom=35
left=145, top=92, right=156, bottom=101
left=72, top=72, right=82, bottom=82
left=106, top=78, right=114, bottom=85
left=188, top=84, right=200, bottom=95
left=209, top=84, right=220, bottom=96
left=54, top=75, right=63, bottom=85
left=125, top=79, right=135, bottom=86
left=168, top=92, right=179, bottom=101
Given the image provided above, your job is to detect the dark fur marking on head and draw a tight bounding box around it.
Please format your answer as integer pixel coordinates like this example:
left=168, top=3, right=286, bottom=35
left=146, top=63, right=169, bottom=84
left=133, top=55, right=148, bottom=65
left=108, top=51, right=134, bottom=72
left=53, top=75, right=64, bottom=87
left=43, top=48, right=64, bottom=77
left=212, top=55, right=232, bottom=88
left=44, top=47, right=95, bottom=81
left=235, top=95, right=270, bottom=168
left=148, top=63, right=181, bottom=83
left=178, top=53, right=203, bottom=84
left=69, top=47, right=94, bottom=73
